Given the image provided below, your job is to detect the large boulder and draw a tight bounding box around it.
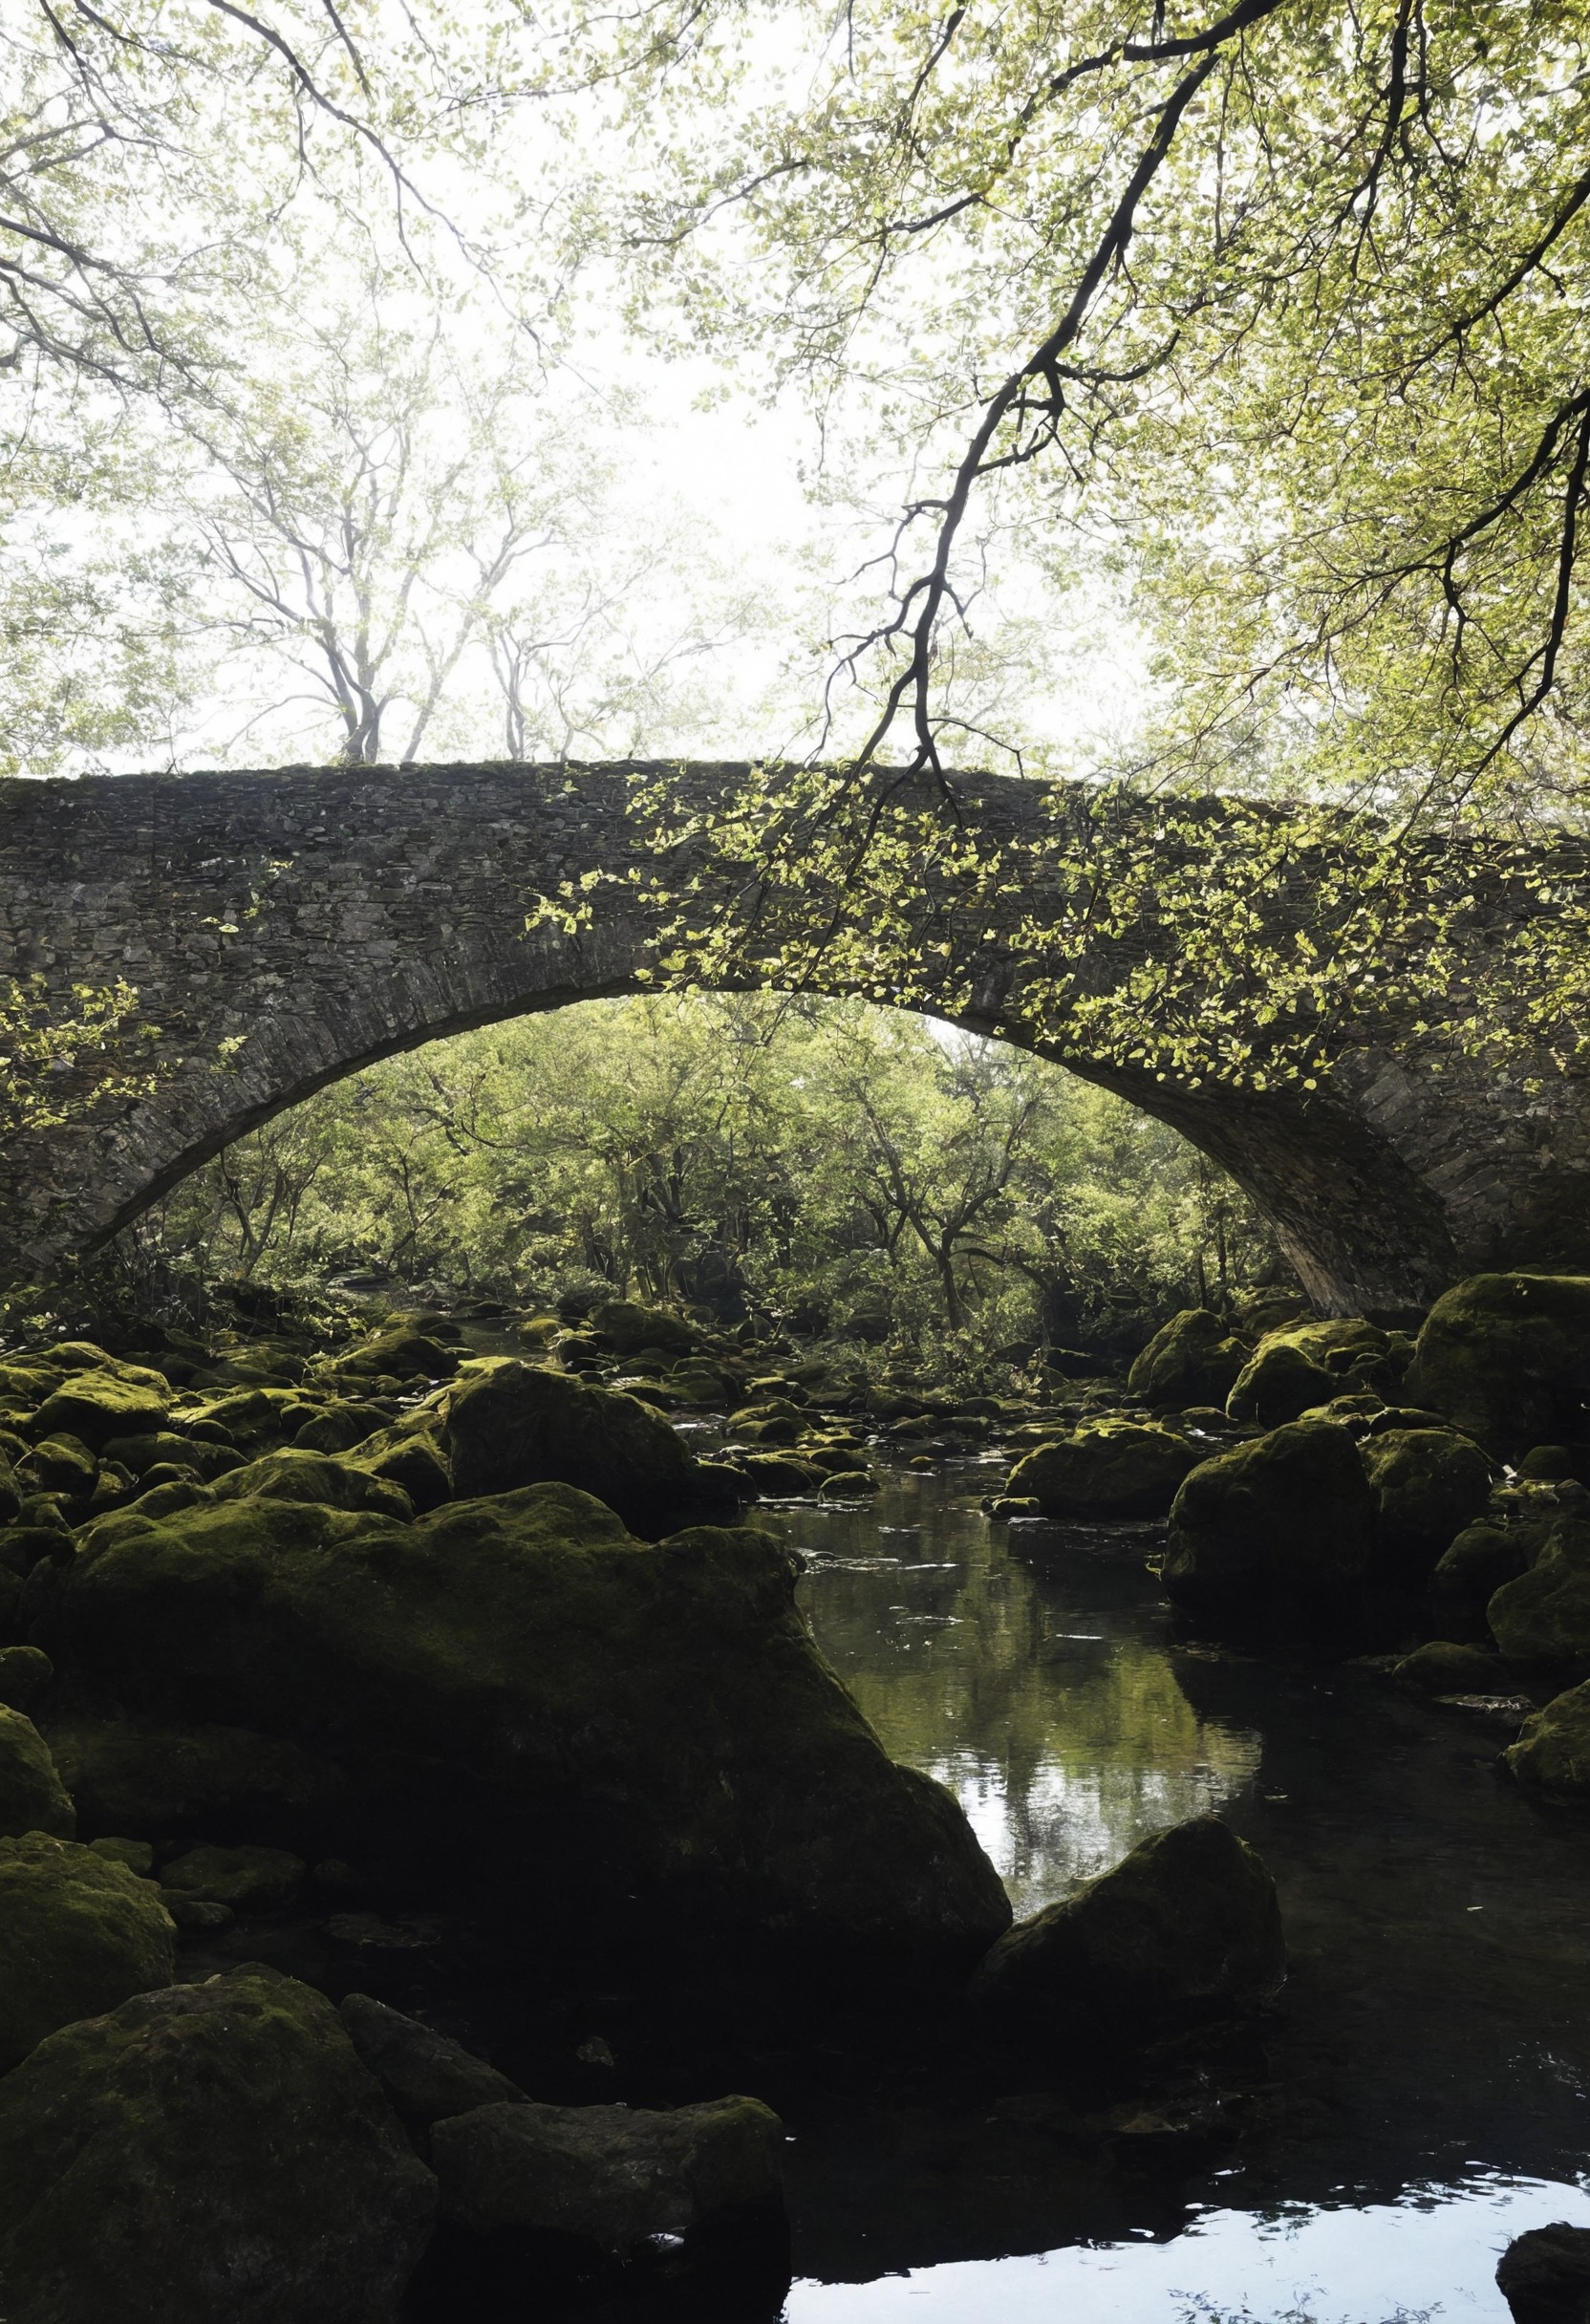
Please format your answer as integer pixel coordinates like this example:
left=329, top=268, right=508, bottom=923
left=430, top=2094, right=783, bottom=2254
left=1504, top=1681, right=1590, bottom=1797
left=1488, top=1518, right=1590, bottom=1668
left=1405, top=1273, right=1590, bottom=1454
left=438, top=1358, right=716, bottom=1531
left=0, top=1705, right=75, bottom=1838
left=1432, top=1518, right=1547, bottom=1627
left=1128, top=1310, right=1250, bottom=1410
left=587, top=1301, right=701, bottom=1358
left=0, top=1967, right=437, bottom=2324
left=29, top=1358, right=171, bottom=1451
left=0, top=1833, right=176, bottom=2072
left=1162, top=1420, right=1374, bottom=1617
left=45, top=1717, right=349, bottom=1848
left=42, top=1485, right=1011, bottom=1969
left=1496, top=2223, right=1590, bottom=2324
left=1006, top=1420, right=1197, bottom=1519
left=970, top=1816, right=1284, bottom=2043
left=211, top=1447, right=415, bottom=1519
left=340, top=1993, right=526, bottom=2137
left=1226, top=1320, right=1400, bottom=1429
left=329, top=1327, right=460, bottom=1383
left=1361, top=1427, right=1495, bottom=1572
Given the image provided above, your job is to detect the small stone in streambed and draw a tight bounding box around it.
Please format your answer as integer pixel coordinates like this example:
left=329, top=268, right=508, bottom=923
left=160, top=1842, right=306, bottom=1913
left=820, top=1469, right=879, bottom=1498
left=970, top=1816, right=1285, bottom=2049
left=987, top=1496, right=1042, bottom=1518
left=1390, top=1641, right=1508, bottom=1694
left=164, top=1894, right=235, bottom=1935
left=430, top=2094, right=784, bottom=2254
left=1496, top=2221, right=1590, bottom=2323
left=89, top=1837, right=155, bottom=1876
left=340, top=1993, right=526, bottom=2134
left=0, top=1644, right=52, bottom=1711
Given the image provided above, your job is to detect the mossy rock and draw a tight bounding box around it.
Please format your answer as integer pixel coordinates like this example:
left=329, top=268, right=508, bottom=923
left=1488, top=1518, right=1590, bottom=1668
left=970, top=1817, right=1284, bottom=2043
left=1226, top=1319, right=1397, bottom=1429
left=1504, top=1679, right=1590, bottom=1797
left=0, top=1967, right=436, bottom=2324
left=1361, top=1427, right=1495, bottom=1573
left=294, top=1400, right=394, bottom=1453
left=211, top=1447, right=415, bottom=1520
left=340, top=1992, right=526, bottom=2135
left=0, top=1704, right=75, bottom=1838
left=440, top=1359, right=700, bottom=1532
left=16, top=1434, right=98, bottom=1501
left=818, top=1470, right=878, bottom=1499
left=102, top=1429, right=241, bottom=1481
left=1405, top=1273, right=1590, bottom=1454
left=0, top=1833, right=176, bottom=2072
left=1128, top=1309, right=1250, bottom=1410
left=1432, top=1519, right=1547, bottom=1624
left=1390, top=1640, right=1507, bottom=1695
left=45, top=1718, right=350, bottom=1849
left=47, top=1486, right=1011, bottom=1968
left=350, top=1425, right=454, bottom=1513
left=32, top=1372, right=170, bottom=1452
left=330, top=1329, right=460, bottom=1384
left=735, top=1452, right=825, bottom=1498
left=160, top=1842, right=306, bottom=1912
left=1163, top=1419, right=1374, bottom=1616
left=588, top=1301, right=701, bottom=1357
left=1007, top=1421, right=1197, bottom=1519
left=0, top=1645, right=54, bottom=1712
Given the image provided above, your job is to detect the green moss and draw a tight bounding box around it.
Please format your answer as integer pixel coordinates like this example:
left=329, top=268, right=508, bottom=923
left=1128, top=1309, right=1249, bottom=1409
left=1227, top=1319, right=1398, bottom=1427
left=1390, top=1640, right=1506, bottom=1694
left=0, top=1967, right=436, bottom=2323
left=1505, top=1680, right=1590, bottom=1797
left=1361, top=1427, right=1495, bottom=1572
left=588, top=1301, right=701, bottom=1356
left=1164, top=1419, right=1373, bottom=1615
left=0, top=1833, right=175, bottom=2072
left=1405, top=1272, right=1590, bottom=1452
left=0, top=1704, right=75, bottom=1838
left=210, top=1447, right=415, bottom=1519
left=327, top=1329, right=460, bottom=1383
left=1488, top=1517, right=1590, bottom=1667
left=32, top=1374, right=170, bottom=1452
left=440, top=1358, right=700, bottom=1530
left=1432, top=1519, right=1546, bottom=1623
left=1007, top=1421, right=1197, bottom=1518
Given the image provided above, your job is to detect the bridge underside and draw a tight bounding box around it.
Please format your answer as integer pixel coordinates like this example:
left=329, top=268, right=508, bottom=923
left=2, top=762, right=1587, bottom=1318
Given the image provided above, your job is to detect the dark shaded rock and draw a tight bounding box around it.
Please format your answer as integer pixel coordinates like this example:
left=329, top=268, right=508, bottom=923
left=1406, top=1273, right=1590, bottom=1454
left=1390, top=1640, right=1507, bottom=1694
left=0, top=1832, right=175, bottom=2071
left=1489, top=1519, right=1590, bottom=1668
left=1432, top=1520, right=1546, bottom=1625
left=736, top=1452, right=826, bottom=1498
left=1128, top=1309, right=1249, bottom=1410
left=45, top=1717, right=350, bottom=1848
left=1362, top=1427, right=1495, bottom=1572
left=211, top=1446, right=415, bottom=1519
left=0, top=1966, right=436, bottom=2323
left=1496, top=2222, right=1590, bottom=2323
left=430, top=2094, right=783, bottom=2252
left=1162, top=1421, right=1374, bottom=1616
left=1505, top=1681, right=1590, bottom=1797
left=1226, top=1320, right=1395, bottom=1429
left=165, top=1894, right=235, bottom=1934
left=440, top=1358, right=701, bottom=1530
left=88, top=1836, right=154, bottom=1875
left=340, top=1992, right=526, bottom=2134
left=0, top=1645, right=54, bottom=1712
left=17, top=1433, right=98, bottom=1501
left=969, top=1816, right=1284, bottom=2044
left=1008, top=1421, right=1197, bottom=1519
left=0, top=1704, right=75, bottom=1838
left=819, top=1469, right=879, bottom=1499
left=589, top=1301, right=701, bottom=1357
left=294, top=1400, right=393, bottom=1452
left=351, top=1426, right=454, bottom=1512
left=159, top=1842, right=306, bottom=1912
left=1519, top=1445, right=1582, bottom=1482
left=332, top=1328, right=460, bottom=1382
left=45, top=1485, right=1012, bottom=1969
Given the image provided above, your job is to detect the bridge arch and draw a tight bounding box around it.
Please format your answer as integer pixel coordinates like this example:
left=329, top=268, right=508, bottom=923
left=2, top=762, right=1586, bottom=1316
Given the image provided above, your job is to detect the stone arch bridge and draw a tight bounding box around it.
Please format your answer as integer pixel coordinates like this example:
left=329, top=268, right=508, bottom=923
left=1, top=761, right=1586, bottom=1317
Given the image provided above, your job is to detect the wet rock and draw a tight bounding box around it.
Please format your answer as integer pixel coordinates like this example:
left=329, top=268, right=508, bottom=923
left=211, top=1446, right=415, bottom=1518
left=46, top=1717, right=350, bottom=1847
left=1362, top=1427, right=1495, bottom=1573
left=47, top=1485, right=1012, bottom=1969
left=588, top=1300, right=701, bottom=1357
left=0, top=1643, right=53, bottom=1711
left=159, top=1842, right=306, bottom=1912
left=430, top=2094, right=784, bottom=2253
left=1128, top=1309, right=1249, bottom=1410
left=1496, top=2221, right=1590, bottom=2323
left=970, top=1816, right=1284, bottom=2044
left=1504, top=1682, right=1590, bottom=1797
left=1007, top=1421, right=1197, bottom=1519
left=340, top=1992, right=526, bottom=2135
left=0, top=1704, right=75, bottom=1837
left=0, top=1832, right=176, bottom=2071
left=1405, top=1273, right=1590, bottom=1455
left=439, top=1358, right=703, bottom=1530
left=0, top=1966, right=437, bottom=2324
left=1389, top=1640, right=1507, bottom=1694
left=1488, top=1519, right=1590, bottom=1668
left=819, top=1469, right=879, bottom=1499
left=736, top=1452, right=826, bottom=1497
left=1163, top=1420, right=1374, bottom=1617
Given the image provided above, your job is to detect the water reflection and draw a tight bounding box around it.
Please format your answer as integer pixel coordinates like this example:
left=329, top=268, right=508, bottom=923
left=767, top=1469, right=1261, bottom=1916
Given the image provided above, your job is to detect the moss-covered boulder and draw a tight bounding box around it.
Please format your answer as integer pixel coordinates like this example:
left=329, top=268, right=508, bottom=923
left=1432, top=1519, right=1547, bottom=1625
left=46, top=1717, right=350, bottom=1848
left=17, top=1434, right=98, bottom=1501
left=1390, top=1640, right=1508, bottom=1695
left=1504, top=1680, right=1590, bottom=1797
left=329, top=1328, right=460, bottom=1384
left=293, top=1400, right=394, bottom=1453
left=735, top=1452, right=825, bottom=1498
left=1128, top=1310, right=1250, bottom=1410
left=31, top=1368, right=170, bottom=1451
left=1007, top=1421, right=1197, bottom=1519
left=440, top=1358, right=712, bottom=1531
left=0, top=1967, right=436, bottom=2324
left=159, top=1842, right=306, bottom=1912
left=0, top=1644, right=54, bottom=1712
left=1495, top=2222, right=1590, bottom=2324
left=1226, top=1320, right=1398, bottom=1429
left=0, top=1833, right=176, bottom=2072
left=969, top=1817, right=1284, bottom=2043
left=0, top=1704, right=75, bottom=1838
left=349, top=1424, right=454, bottom=1512
left=1361, top=1427, right=1495, bottom=1572
left=44, top=1486, right=1011, bottom=1969
left=1488, top=1518, right=1590, bottom=1668
left=588, top=1301, right=701, bottom=1357
left=1405, top=1273, right=1590, bottom=1454
left=340, top=1992, right=526, bottom=2136
left=1163, top=1419, right=1374, bottom=1616
left=431, top=2095, right=783, bottom=2253
left=211, top=1446, right=415, bottom=1519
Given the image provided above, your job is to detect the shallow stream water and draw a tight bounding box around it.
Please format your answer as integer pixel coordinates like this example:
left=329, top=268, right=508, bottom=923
left=746, top=1453, right=1590, bottom=2324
